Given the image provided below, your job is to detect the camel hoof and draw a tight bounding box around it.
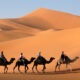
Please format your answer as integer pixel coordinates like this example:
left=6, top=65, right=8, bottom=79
left=55, top=71, right=56, bottom=72
left=25, top=71, right=27, bottom=74
left=42, top=70, right=45, bottom=73
left=43, top=71, right=45, bottom=73
left=13, top=70, right=15, bottom=73
left=36, top=71, right=39, bottom=73
left=13, top=71, right=15, bottom=74
left=4, top=72, right=7, bottom=74
left=32, top=71, right=35, bottom=73
left=70, top=70, right=72, bottom=72
left=20, top=72, right=23, bottom=74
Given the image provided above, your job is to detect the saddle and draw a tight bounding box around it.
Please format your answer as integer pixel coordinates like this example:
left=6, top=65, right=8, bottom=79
left=60, top=56, right=71, bottom=63
left=37, top=56, right=46, bottom=63
left=18, top=58, right=24, bottom=62
left=0, top=57, right=7, bottom=63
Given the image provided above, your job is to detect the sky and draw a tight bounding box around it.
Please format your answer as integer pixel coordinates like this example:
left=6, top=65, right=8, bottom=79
left=0, top=0, right=80, bottom=19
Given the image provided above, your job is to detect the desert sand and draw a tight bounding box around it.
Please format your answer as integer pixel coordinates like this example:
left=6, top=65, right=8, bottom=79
left=0, top=8, right=80, bottom=80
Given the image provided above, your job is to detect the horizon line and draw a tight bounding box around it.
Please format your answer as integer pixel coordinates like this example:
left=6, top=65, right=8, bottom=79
left=0, top=7, right=80, bottom=19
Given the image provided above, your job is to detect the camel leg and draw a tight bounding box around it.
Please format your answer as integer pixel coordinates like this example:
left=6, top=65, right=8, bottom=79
left=58, top=64, right=61, bottom=71
left=42, top=64, right=46, bottom=72
left=26, top=66, right=29, bottom=71
left=25, top=65, right=29, bottom=73
left=18, top=66, right=20, bottom=72
left=65, top=64, right=68, bottom=72
left=55, top=62, right=61, bottom=72
left=4, top=66, right=6, bottom=73
left=24, top=66, right=27, bottom=73
left=13, top=64, right=17, bottom=72
left=35, top=65, right=39, bottom=73
left=55, top=63, right=58, bottom=72
left=32, top=64, right=35, bottom=72
left=4, top=66, right=7, bottom=73
left=69, top=64, right=72, bottom=71
left=5, top=66, right=8, bottom=73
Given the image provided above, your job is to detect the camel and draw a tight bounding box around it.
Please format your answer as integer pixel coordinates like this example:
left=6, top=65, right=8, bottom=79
left=0, top=58, right=15, bottom=73
left=55, top=56, right=79, bottom=72
left=32, top=56, right=55, bottom=72
left=13, top=57, right=35, bottom=73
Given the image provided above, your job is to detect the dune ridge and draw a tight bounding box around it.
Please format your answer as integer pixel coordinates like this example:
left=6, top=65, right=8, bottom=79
left=0, top=8, right=80, bottom=41
left=19, top=8, right=80, bottom=30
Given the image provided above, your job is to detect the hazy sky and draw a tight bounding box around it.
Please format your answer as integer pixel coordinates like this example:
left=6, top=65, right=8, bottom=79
left=0, top=0, right=80, bottom=18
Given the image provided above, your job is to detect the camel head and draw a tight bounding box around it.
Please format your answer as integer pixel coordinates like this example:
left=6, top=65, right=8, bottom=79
left=50, top=57, right=55, bottom=61
left=46, top=57, right=55, bottom=64
left=31, top=57, right=36, bottom=61
left=75, top=56, right=79, bottom=59
left=10, top=58, right=15, bottom=62
left=70, top=56, right=80, bottom=63
left=7, top=58, right=15, bottom=65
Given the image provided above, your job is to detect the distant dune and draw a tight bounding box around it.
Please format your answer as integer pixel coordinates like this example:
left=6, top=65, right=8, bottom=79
left=0, top=19, right=40, bottom=42
left=19, top=8, right=80, bottom=30
left=0, top=8, right=80, bottom=41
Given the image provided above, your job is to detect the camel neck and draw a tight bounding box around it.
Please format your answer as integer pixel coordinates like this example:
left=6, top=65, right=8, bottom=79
left=70, top=57, right=78, bottom=63
left=46, top=59, right=52, bottom=64
left=28, top=59, right=33, bottom=64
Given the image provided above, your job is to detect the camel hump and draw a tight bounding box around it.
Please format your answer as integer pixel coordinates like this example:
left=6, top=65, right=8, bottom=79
left=0, top=57, right=7, bottom=63
left=18, top=58, right=28, bottom=62
left=40, top=56, right=47, bottom=60
left=36, top=56, right=47, bottom=62
left=65, top=56, right=71, bottom=61
left=0, top=58, right=4, bottom=62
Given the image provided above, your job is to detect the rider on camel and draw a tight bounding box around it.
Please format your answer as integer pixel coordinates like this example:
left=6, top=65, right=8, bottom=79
left=61, top=51, right=66, bottom=62
left=0, top=51, right=7, bottom=63
left=19, top=53, right=25, bottom=62
left=38, top=51, right=41, bottom=57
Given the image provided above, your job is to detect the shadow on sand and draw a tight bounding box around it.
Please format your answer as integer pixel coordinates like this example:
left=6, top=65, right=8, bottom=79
left=0, top=68, right=80, bottom=75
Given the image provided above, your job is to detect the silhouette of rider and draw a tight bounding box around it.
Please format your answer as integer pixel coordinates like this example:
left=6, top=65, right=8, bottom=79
left=61, top=51, right=66, bottom=62
left=0, top=51, right=7, bottom=63
left=61, top=51, right=70, bottom=62
left=37, top=51, right=43, bottom=62
left=19, top=53, right=25, bottom=62
left=38, top=51, right=41, bottom=57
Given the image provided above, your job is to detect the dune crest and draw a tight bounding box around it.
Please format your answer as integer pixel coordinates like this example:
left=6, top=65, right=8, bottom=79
left=20, top=8, right=80, bottom=30
left=0, top=8, right=80, bottom=41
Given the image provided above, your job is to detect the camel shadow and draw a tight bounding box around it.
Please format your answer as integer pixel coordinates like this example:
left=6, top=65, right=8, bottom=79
left=27, top=68, right=80, bottom=75
left=0, top=68, right=80, bottom=75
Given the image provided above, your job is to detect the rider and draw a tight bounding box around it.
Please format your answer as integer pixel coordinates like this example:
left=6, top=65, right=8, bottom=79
left=20, top=53, right=23, bottom=59
left=37, top=51, right=43, bottom=61
left=19, top=53, right=25, bottom=62
left=61, top=51, right=66, bottom=62
left=61, top=51, right=70, bottom=62
left=0, top=51, right=7, bottom=63
left=38, top=51, right=41, bottom=57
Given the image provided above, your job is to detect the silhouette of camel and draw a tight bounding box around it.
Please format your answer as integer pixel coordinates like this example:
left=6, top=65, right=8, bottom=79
left=32, top=56, right=55, bottom=72
left=0, top=58, right=15, bottom=73
left=55, top=56, right=79, bottom=72
left=13, top=57, right=35, bottom=73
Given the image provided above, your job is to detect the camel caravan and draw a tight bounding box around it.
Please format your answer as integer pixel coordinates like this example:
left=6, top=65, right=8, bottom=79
left=0, top=51, right=79, bottom=73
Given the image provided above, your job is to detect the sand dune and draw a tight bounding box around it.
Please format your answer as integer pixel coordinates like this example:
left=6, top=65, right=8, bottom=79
left=19, top=8, right=80, bottom=30
left=0, top=28, right=80, bottom=72
left=0, top=19, right=40, bottom=42
left=0, top=8, right=80, bottom=42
